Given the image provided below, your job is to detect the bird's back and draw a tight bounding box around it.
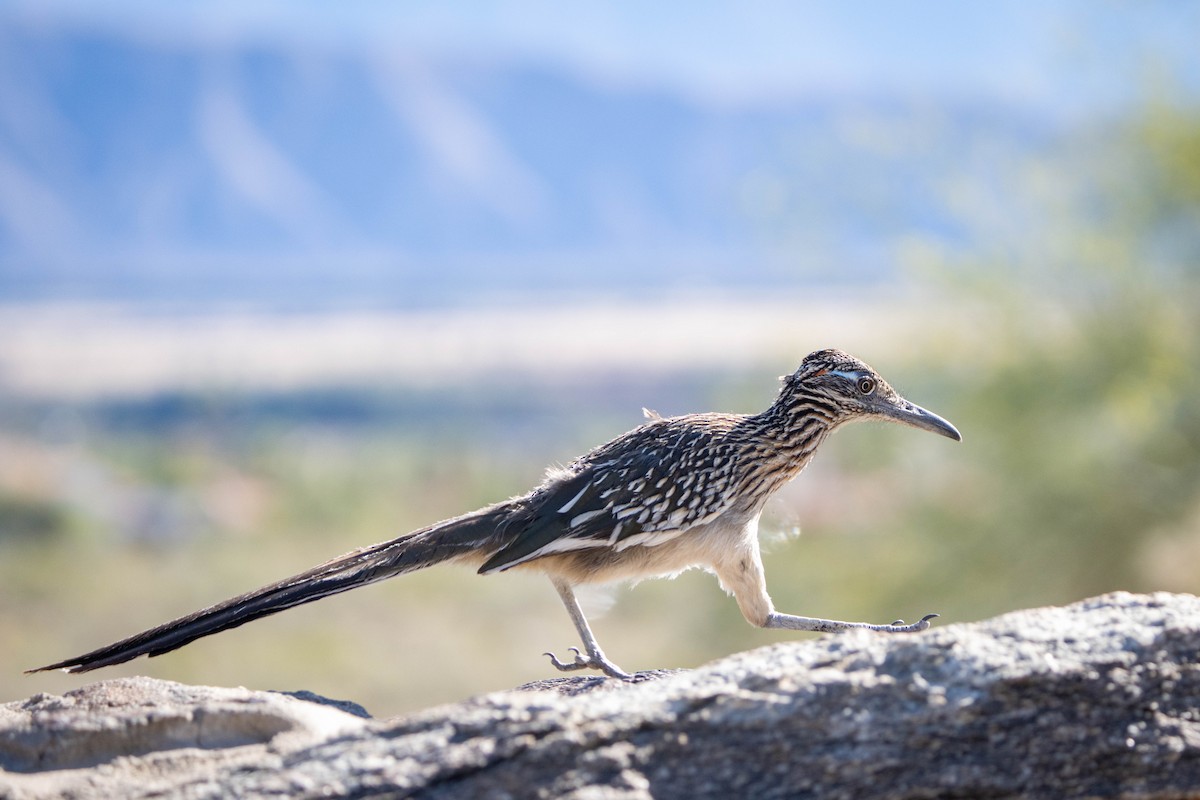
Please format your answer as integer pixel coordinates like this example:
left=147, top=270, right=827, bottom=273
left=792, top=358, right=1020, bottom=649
left=478, top=412, right=785, bottom=579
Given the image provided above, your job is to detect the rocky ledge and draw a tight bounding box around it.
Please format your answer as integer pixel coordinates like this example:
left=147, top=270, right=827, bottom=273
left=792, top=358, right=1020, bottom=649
left=2, top=591, right=1198, bottom=799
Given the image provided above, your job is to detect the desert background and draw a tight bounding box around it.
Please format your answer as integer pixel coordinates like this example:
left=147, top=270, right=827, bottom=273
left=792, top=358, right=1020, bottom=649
left=1, top=1, right=1198, bottom=717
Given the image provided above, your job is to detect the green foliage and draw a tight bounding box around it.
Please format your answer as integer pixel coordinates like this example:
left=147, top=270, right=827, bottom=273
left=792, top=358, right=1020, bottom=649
left=0, top=493, right=71, bottom=543
left=908, top=102, right=1200, bottom=608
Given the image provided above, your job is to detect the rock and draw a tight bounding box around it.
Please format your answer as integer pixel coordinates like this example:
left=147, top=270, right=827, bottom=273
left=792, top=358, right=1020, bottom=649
left=2, top=591, right=1199, bottom=799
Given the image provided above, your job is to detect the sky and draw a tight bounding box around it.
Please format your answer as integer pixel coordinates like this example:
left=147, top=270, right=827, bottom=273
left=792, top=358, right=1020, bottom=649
left=5, top=0, right=1198, bottom=111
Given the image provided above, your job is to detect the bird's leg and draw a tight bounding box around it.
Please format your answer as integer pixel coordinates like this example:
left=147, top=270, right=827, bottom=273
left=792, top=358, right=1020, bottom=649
left=545, top=577, right=633, bottom=680
left=715, top=545, right=937, bottom=636
left=764, top=612, right=938, bottom=634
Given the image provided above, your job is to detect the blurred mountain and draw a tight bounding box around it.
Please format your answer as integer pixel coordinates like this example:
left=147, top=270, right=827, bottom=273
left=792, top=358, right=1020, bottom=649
left=0, top=19, right=1054, bottom=308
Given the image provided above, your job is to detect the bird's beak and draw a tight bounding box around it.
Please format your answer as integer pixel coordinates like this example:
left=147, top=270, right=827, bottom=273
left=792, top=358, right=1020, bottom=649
left=875, top=397, right=962, bottom=442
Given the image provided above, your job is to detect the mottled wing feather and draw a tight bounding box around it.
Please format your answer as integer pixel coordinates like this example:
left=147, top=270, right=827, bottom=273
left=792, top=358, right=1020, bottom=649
left=476, top=469, right=641, bottom=573
left=478, top=417, right=743, bottom=573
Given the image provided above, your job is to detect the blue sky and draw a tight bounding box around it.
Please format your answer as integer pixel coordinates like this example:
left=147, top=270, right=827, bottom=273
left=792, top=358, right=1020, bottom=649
left=5, top=0, right=1198, bottom=111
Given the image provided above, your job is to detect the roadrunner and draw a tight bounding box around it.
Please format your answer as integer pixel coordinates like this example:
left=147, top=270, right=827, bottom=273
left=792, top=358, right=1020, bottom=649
left=30, top=349, right=960, bottom=679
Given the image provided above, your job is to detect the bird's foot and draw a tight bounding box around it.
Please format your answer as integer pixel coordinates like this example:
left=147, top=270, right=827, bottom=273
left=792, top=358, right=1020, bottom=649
left=882, top=613, right=939, bottom=633
left=544, top=647, right=633, bottom=680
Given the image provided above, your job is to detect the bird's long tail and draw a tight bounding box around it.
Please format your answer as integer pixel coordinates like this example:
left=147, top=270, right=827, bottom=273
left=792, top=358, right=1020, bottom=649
left=27, top=503, right=515, bottom=674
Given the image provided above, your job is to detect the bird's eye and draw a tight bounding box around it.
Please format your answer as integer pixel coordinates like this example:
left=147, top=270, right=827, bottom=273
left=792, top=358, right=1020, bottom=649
left=857, top=377, right=876, bottom=395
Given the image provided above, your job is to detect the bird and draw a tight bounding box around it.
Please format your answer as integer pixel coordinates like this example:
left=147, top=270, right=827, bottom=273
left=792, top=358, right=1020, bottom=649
left=29, top=348, right=961, bottom=680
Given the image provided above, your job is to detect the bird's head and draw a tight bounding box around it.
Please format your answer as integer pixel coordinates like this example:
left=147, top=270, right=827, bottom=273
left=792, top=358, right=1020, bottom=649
left=781, top=349, right=962, bottom=441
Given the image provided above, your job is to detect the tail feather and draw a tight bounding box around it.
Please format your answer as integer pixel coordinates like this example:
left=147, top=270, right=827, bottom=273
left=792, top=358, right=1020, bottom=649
left=27, top=503, right=514, bottom=674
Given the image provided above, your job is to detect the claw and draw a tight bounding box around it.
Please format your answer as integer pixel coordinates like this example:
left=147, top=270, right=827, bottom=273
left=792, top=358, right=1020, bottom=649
left=876, top=613, right=940, bottom=633
left=543, top=646, right=634, bottom=680
left=544, top=649, right=590, bottom=672
left=896, top=613, right=939, bottom=632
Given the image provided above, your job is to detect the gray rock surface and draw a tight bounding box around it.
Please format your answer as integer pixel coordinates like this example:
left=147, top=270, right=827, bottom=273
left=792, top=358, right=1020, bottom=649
left=2, top=591, right=1199, bottom=799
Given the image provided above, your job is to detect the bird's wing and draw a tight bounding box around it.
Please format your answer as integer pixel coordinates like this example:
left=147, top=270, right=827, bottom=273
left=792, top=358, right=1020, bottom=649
left=478, top=421, right=739, bottom=573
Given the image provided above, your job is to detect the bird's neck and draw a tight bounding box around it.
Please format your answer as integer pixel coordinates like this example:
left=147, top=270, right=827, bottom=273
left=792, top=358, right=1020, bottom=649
left=743, top=390, right=838, bottom=478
